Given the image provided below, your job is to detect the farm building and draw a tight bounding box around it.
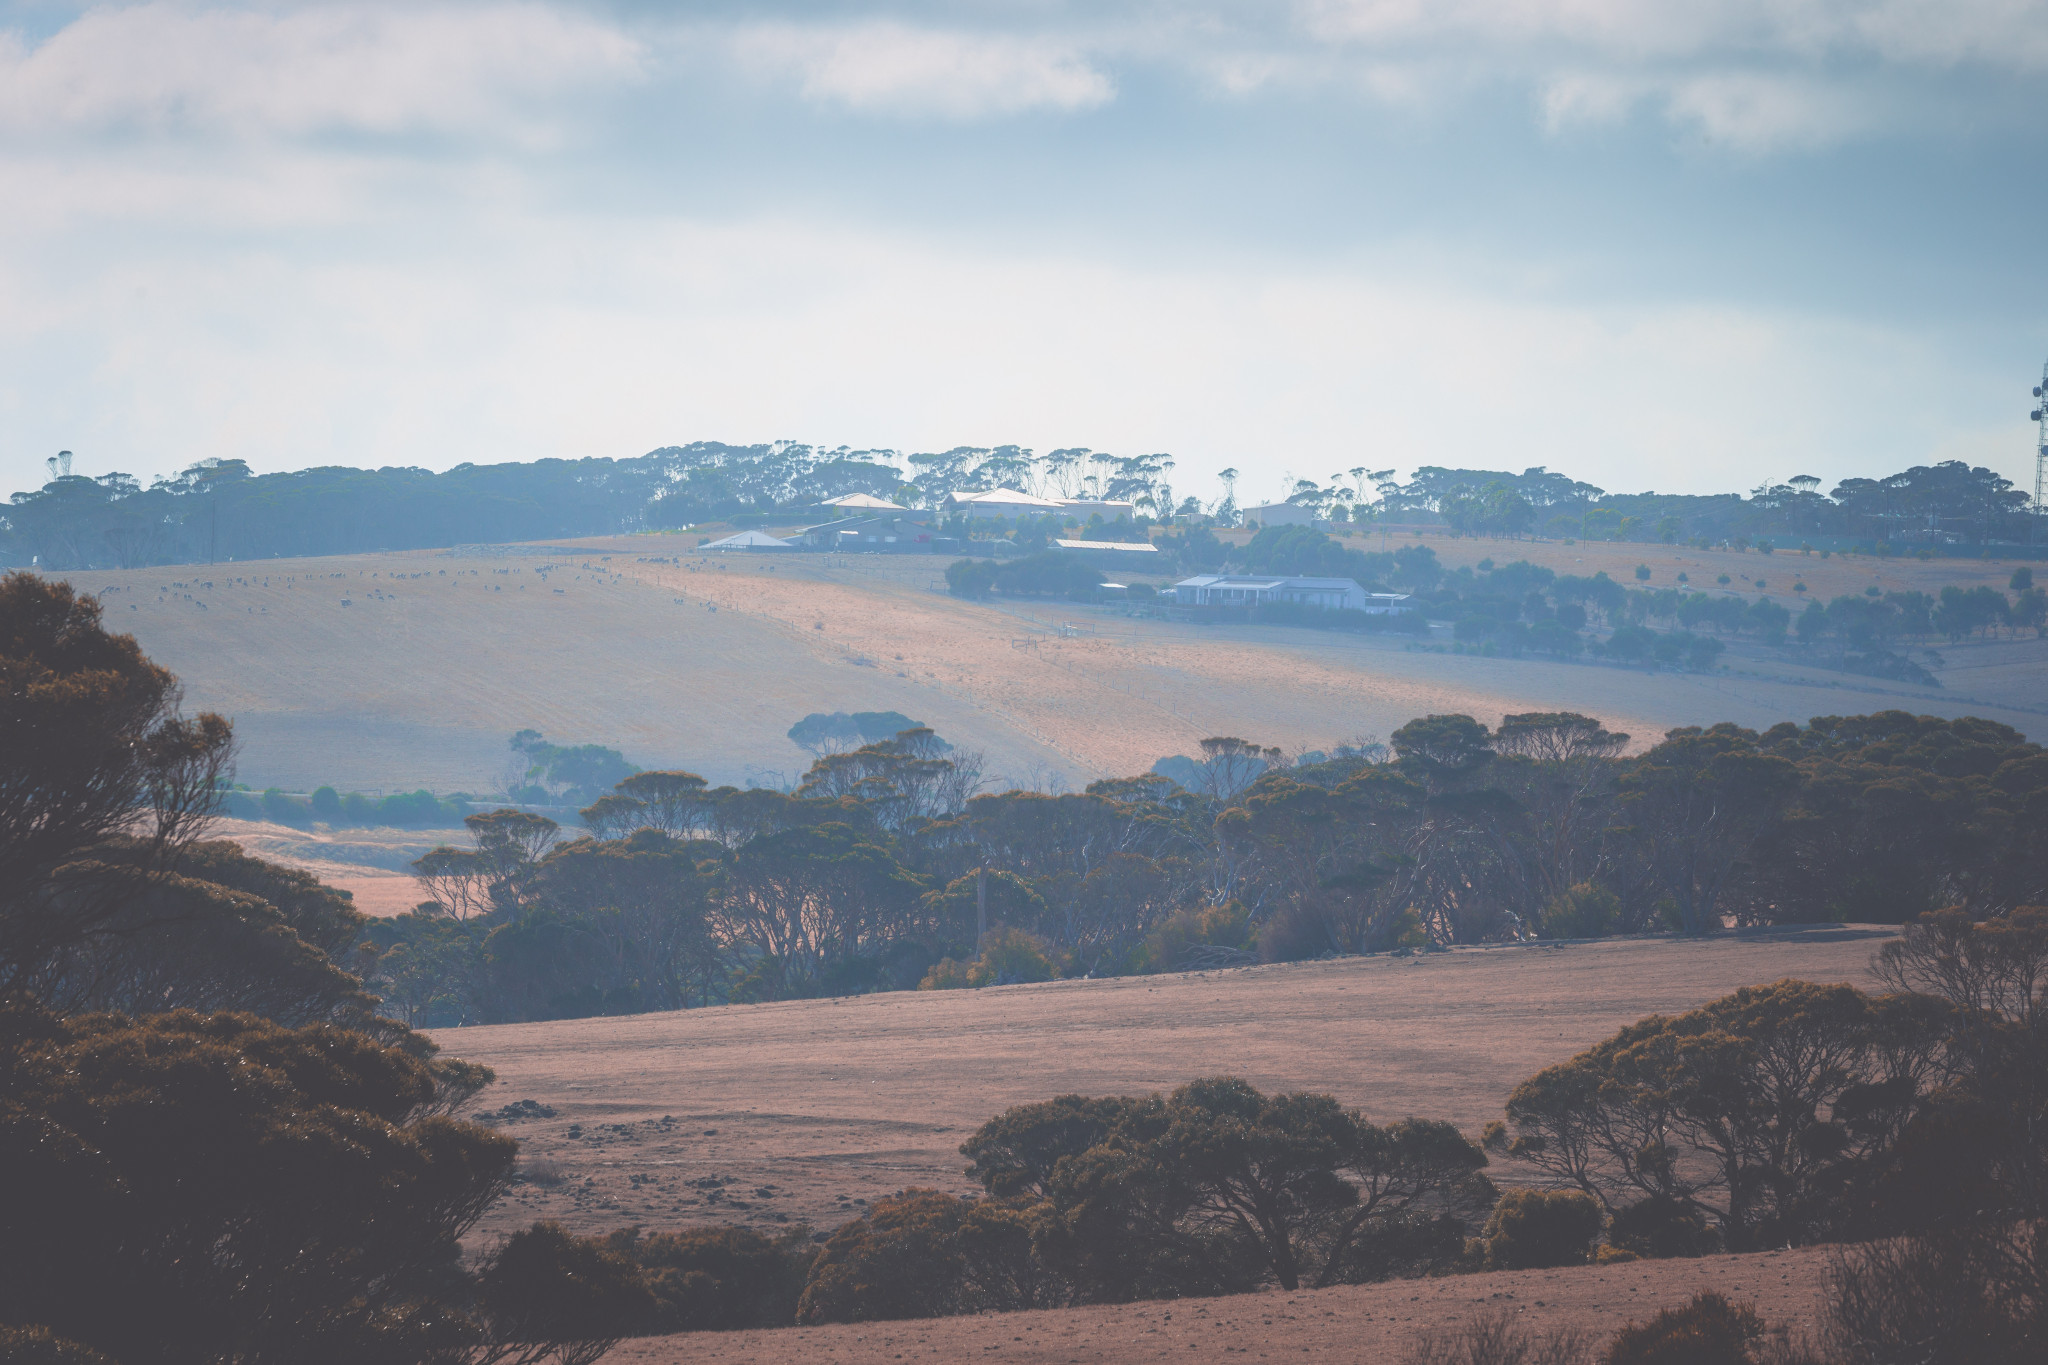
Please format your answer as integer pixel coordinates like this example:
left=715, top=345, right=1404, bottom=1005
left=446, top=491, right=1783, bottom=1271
left=1172, top=574, right=1411, bottom=613
left=1241, top=502, right=1314, bottom=528
left=817, top=493, right=915, bottom=514
left=944, top=488, right=1068, bottom=520
left=794, top=514, right=938, bottom=551
left=698, top=529, right=796, bottom=551
left=1052, top=538, right=1162, bottom=568
left=1059, top=498, right=1138, bottom=522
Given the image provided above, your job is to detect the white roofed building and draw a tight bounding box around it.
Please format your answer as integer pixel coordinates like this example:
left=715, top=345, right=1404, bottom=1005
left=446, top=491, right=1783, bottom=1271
left=699, top=529, right=795, bottom=551
left=1241, top=502, right=1314, bottom=528
left=943, top=488, right=1067, bottom=520
left=1172, top=575, right=1410, bottom=614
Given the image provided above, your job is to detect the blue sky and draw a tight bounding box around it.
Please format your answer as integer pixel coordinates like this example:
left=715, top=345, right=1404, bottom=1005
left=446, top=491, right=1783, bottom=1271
left=1, top=0, right=2044, bottom=507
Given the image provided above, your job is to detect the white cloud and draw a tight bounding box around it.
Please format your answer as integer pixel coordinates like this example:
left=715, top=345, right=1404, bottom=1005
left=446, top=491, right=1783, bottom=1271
left=729, top=21, right=1114, bottom=118
left=1297, top=0, right=2048, bottom=68
left=1662, top=70, right=1872, bottom=150
left=0, top=3, right=644, bottom=140
left=0, top=195, right=2009, bottom=504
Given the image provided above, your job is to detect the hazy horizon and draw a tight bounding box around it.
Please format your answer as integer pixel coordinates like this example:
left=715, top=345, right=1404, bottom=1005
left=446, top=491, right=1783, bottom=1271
left=3, top=0, right=2045, bottom=507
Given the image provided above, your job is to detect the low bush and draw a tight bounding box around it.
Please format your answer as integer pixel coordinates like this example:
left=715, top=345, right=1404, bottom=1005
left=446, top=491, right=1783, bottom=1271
left=1404, top=1311, right=1589, bottom=1365
left=1821, top=1227, right=2044, bottom=1365
left=797, top=1189, right=1062, bottom=1323
left=919, top=926, right=1061, bottom=990
left=1599, top=1291, right=1761, bottom=1365
left=1607, top=1198, right=1720, bottom=1260
left=1541, top=884, right=1621, bottom=939
left=606, top=1225, right=816, bottom=1333
left=1482, top=1190, right=1602, bottom=1270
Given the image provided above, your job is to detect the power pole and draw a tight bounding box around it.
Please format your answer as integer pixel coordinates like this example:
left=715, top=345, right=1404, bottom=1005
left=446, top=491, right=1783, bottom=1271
left=2033, top=358, right=2048, bottom=544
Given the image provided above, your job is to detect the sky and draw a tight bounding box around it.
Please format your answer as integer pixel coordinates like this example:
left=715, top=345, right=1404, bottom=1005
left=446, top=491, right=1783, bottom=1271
left=1, top=0, right=2045, bottom=508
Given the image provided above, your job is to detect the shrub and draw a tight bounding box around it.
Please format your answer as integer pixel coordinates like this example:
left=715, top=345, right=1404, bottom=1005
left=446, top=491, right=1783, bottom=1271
left=946, top=558, right=998, bottom=598
left=1821, top=1228, right=2044, bottom=1364
left=310, top=785, right=342, bottom=820
left=992, top=552, right=1104, bottom=600
left=1405, top=1311, right=1590, bottom=1365
left=1599, top=1291, right=1761, bottom=1365
left=1608, top=1198, right=1720, bottom=1260
left=1542, top=884, right=1620, bottom=939
left=609, top=1225, right=817, bottom=1333
left=1482, top=1189, right=1602, bottom=1270
left=797, top=1189, right=1061, bottom=1323
left=0, top=1004, right=514, bottom=1364
left=919, top=926, right=1061, bottom=989
left=478, top=1221, right=656, bottom=1362
left=0, top=1327, right=119, bottom=1365
left=1137, top=901, right=1254, bottom=972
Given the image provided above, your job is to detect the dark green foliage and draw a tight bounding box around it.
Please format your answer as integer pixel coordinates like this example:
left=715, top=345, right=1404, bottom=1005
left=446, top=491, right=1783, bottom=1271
left=608, top=1225, right=817, bottom=1333
left=477, top=1221, right=656, bottom=1362
left=1504, top=980, right=1959, bottom=1250
left=989, top=551, right=1106, bottom=599
left=1599, top=1291, right=1763, bottom=1365
left=962, top=1077, right=1492, bottom=1297
left=0, top=1004, right=516, bottom=1365
left=945, top=557, right=998, bottom=597
left=797, top=1190, right=1063, bottom=1322
left=1482, top=1189, right=1602, bottom=1269
left=1607, top=1197, right=1721, bottom=1259
left=0, top=572, right=234, bottom=991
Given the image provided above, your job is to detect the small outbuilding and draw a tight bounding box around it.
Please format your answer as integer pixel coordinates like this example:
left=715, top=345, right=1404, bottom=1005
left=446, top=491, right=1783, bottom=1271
left=698, top=529, right=796, bottom=551
left=1241, top=502, right=1314, bottom=528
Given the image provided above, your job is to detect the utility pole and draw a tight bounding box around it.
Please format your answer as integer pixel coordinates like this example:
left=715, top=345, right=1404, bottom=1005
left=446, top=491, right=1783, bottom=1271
left=2032, top=358, right=2048, bottom=544
left=976, top=865, right=987, bottom=944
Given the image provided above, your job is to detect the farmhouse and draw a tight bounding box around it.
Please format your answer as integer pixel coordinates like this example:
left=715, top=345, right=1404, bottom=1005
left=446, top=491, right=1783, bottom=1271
left=1173, top=574, right=1411, bottom=614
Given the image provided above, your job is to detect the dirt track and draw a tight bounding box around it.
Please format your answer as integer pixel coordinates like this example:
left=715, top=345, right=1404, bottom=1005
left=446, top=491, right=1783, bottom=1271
left=434, top=928, right=1892, bottom=1244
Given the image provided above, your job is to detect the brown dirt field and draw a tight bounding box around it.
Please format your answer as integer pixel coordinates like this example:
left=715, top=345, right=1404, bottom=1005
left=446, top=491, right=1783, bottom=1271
left=61, top=535, right=2044, bottom=876
left=433, top=928, right=1891, bottom=1244
left=608, top=1245, right=1835, bottom=1365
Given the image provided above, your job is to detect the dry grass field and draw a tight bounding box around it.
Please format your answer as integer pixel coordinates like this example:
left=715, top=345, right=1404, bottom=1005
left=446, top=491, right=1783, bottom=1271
left=434, top=927, right=1891, bottom=1241
left=62, top=530, right=2047, bottom=820
left=609, top=1246, right=1836, bottom=1365
left=433, top=928, right=1886, bottom=1363
left=205, top=815, right=464, bottom=916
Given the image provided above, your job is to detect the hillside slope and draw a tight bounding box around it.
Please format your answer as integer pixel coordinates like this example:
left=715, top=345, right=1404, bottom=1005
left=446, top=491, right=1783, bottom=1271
left=59, top=533, right=2047, bottom=795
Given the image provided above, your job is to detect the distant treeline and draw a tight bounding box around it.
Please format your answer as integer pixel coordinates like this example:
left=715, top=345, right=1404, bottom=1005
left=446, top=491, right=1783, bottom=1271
left=367, top=709, right=2048, bottom=1029
left=5, top=439, right=2038, bottom=570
